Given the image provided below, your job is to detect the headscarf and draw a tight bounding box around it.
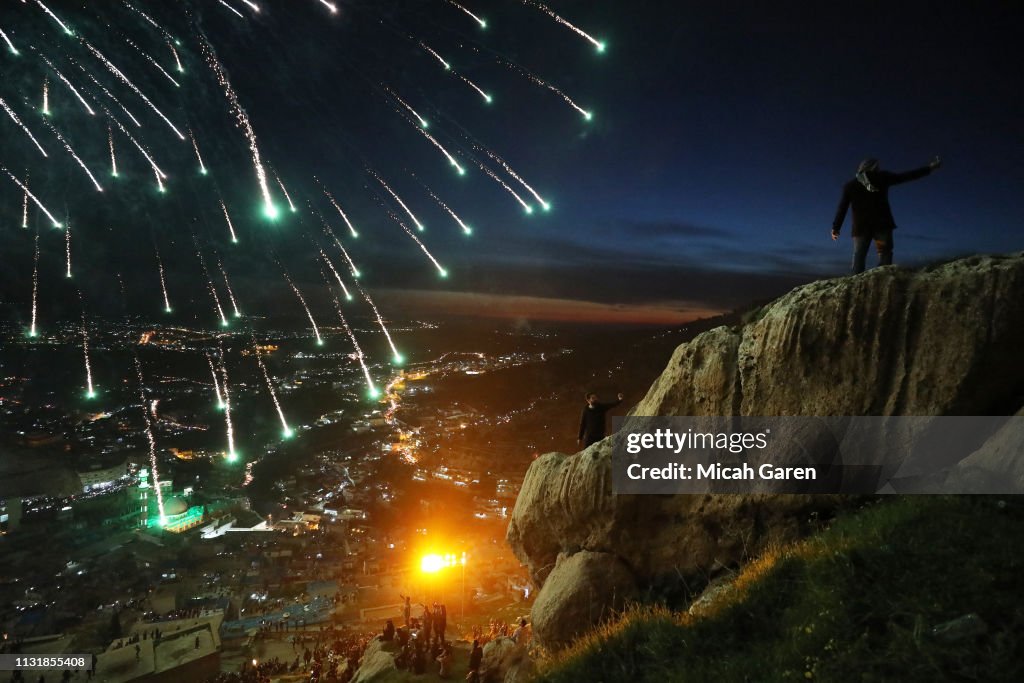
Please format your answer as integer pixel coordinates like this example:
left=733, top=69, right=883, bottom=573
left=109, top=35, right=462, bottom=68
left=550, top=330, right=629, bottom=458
left=856, top=158, right=880, bottom=192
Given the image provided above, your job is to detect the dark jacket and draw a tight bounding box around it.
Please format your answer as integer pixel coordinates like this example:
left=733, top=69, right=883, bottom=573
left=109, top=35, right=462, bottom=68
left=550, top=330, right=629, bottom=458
left=578, top=398, right=623, bottom=443
left=832, top=166, right=931, bottom=237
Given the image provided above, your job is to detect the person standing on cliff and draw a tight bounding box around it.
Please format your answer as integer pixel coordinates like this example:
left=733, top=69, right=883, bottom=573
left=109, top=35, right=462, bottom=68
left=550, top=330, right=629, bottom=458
left=578, top=391, right=625, bottom=449
left=832, top=156, right=942, bottom=273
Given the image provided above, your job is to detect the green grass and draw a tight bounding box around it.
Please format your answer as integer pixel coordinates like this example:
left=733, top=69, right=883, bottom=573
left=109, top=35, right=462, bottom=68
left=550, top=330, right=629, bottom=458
left=535, top=496, right=1024, bottom=682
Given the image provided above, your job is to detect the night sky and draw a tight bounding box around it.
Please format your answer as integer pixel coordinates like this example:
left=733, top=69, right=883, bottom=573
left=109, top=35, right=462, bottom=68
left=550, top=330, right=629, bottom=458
left=1, top=1, right=1022, bottom=326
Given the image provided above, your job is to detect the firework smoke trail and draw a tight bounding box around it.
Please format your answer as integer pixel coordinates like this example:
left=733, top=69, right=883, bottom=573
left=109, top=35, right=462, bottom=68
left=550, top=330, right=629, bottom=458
left=315, top=179, right=359, bottom=237
left=189, top=130, right=207, bottom=175
left=218, top=260, right=241, bottom=317
left=419, top=41, right=451, bottom=71
left=0, top=27, right=19, bottom=55
left=218, top=354, right=237, bottom=460
left=197, top=249, right=229, bottom=327
left=218, top=0, right=246, bottom=20
left=457, top=73, right=492, bottom=103
left=323, top=278, right=378, bottom=396
left=155, top=246, right=172, bottom=312
left=372, top=171, right=425, bottom=231
left=272, top=170, right=296, bottom=212
left=41, top=119, right=104, bottom=191
left=0, top=97, right=48, bottom=156
left=522, top=0, right=606, bottom=52
left=134, top=356, right=167, bottom=521
left=124, top=37, right=180, bottom=87
left=385, top=209, right=448, bottom=277
left=316, top=0, right=339, bottom=14
left=354, top=282, right=403, bottom=364
left=219, top=200, right=239, bottom=243
left=65, top=223, right=72, bottom=277
left=37, top=55, right=95, bottom=115
left=252, top=342, right=292, bottom=437
left=34, top=0, right=73, bottom=35
left=319, top=248, right=353, bottom=300
left=445, top=0, right=487, bottom=28
left=29, top=232, right=39, bottom=337
left=206, top=353, right=225, bottom=408
left=319, top=216, right=361, bottom=278
left=282, top=270, right=323, bottom=345
left=2, top=167, right=61, bottom=226
left=478, top=162, right=533, bottom=213
left=240, top=0, right=262, bottom=13
left=417, top=178, right=472, bottom=234
left=42, top=77, right=49, bottom=115
left=198, top=37, right=277, bottom=218
left=75, top=62, right=142, bottom=126
left=385, top=86, right=429, bottom=128
left=108, top=127, right=118, bottom=176
left=84, top=41, right=185, bottom=139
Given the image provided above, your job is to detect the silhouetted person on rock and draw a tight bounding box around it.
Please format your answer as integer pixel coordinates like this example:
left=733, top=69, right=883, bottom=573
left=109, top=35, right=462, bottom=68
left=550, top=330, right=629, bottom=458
left=832, top=156, right=942, bottom=273
left=578, top=391, right=624, bottom=448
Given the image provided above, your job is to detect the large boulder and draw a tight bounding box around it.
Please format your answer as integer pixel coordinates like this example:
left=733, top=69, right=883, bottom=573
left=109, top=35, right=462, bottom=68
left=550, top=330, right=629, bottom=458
left=351, top=637, right=397, bottom=683
left=508, top=253, right=1024, bottom=648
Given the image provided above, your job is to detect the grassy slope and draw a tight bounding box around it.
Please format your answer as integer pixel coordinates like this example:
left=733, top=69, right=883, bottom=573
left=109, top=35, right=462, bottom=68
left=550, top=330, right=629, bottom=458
left=535, top=496, right=1024, bottom=682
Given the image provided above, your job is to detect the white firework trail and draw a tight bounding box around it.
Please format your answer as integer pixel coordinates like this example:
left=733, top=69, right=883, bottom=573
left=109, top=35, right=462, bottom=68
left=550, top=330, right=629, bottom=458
left=219, top=354, right=237, bottom=460
left=42, top=119, right=104, bottom=191
left=0, top=96, right=47, bottom=157
left=354, top=281, right=403, bottom=364
left=272, top=170, right=296, bottom=211
left=134, top=356, right=167, bottom=521
left=417, top=177, right=473, bottom=234
left=446, top=0, right=487, bottom=28
left=317, top=180, right=359, bottom=237
left=319, top=216, right=361, bottom=278
left=385, top=209, right=448, bottom=277
left=124, top=2, right=169, bottom=38
left=105, top=111, right=167, bottom=186
left=316, top=0, right=339, bottom=14
left=323, top=278, right=378, bottom=396
left=124, top=37, right=180, bottom=87
left=168, top=42, right=183, bottom=73
left=155, top=246, right=172, bottom=312
left=478, top=144, right=550, bottom=209
left=319, top=248, right=353, bottom=300
left=206, top=353, right=225, bottom=408
left=240, top=0, right=262, bottom=13
left=219, top=200, right=239, bottom=243
left=0, top=27, right=19, bottom=55
left=218, top=0, right=246, bottom=20
left=189, top=129, right=207, bottom=175
left=522, top=0, right=606, bottom=52
left=218, top=260, right=241, bottom=317
left=198, top=36, right=277, bottom=218
left=384, top=86, right=429, bottom=128
left=42, top=77, right=49, bottom=115
left=34, top=0, right=73, bottom=35
left=282, top=270, right=323, bottom=345
left=108, top=126, right=118, bottom=176
left=478, top=161, right=533, bottom=213
left=29, top=232, right=39, bottom=337
left=2, top=167, right=61, bottom=226
left=506, top=61, right=591, bottom=120
left=65, top=222, right=72, bottom=277
left=197, top=250, right=229, bottom=327
left=37, top=54, right=95, bottom=115
left=75, top=62, right=142, bottom=126
left=252, top=342, right=292, bottom=438
left=419, top=41, right=451, bottom=70
left=22, top=184, right=29, bottom=228
left=457, top=73, right=492, bottom=104
left=84, top=40, right=185, bottom=139
left=372, top=171, right=425, bottom=231
left=81, top=310, right=95, bottom=398
left=405, top=120, right=465, bottom=175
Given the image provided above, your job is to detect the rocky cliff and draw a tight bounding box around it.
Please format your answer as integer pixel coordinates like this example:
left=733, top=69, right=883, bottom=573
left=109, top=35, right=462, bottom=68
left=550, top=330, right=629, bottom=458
left=507, top=253, right=1024, bottom=649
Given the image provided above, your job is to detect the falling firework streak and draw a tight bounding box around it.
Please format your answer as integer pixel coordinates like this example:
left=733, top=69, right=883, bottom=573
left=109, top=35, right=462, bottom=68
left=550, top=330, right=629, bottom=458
left=206, top=353, right=225, bottom=408
left=220, top=200, right=239, bottom=243
left=105, top=109, right=167, bottom=185
left=445, top=0, right=487, bottom=28
left=315, top=0, right=339, bottom=13
left=319, top=248, right=353, bottom=300
left=320, top=216, right=361, bottom=278
left=124, top=37, right=180, bottom=87
left=37, top=54, right=95, bottom=115
left=373, top=171, right=425, bottom=231
left=2, top=167, right=61, bottom=226
left=0, top=96, right=48, bottom=156
left=218, top=1, right=246, bottom=20
left=65, top=223, right=72, bottom=277
left=506, top=61, right=591, bottom=120
left=272, top=170, right=296, bottom=211
left=199, top=36, right=277, bottom=218
left=418, top=178, right=472, bottom=234
left=419, top=41, right=451, bottom=70
left=22, top=184, right=29, bottom=228
left=34, top=0, right=73, bottom=35
left=75, top=61, right=142, bottom=126
left=29, top=232, right=39, bottom=337
left=324, top=279, right=377, bottom=396
left=457, top=73, right=492, bottom=103
left=42, top=77, right=49, bottom=114
left=155, top=246, right=172, bottom=312
left=84, top=40, right=185, bottom=139
left=197, top=249, right=229, bottom=327
left=42, top=119, right=104, bottom=191
left=108, top=126, right=118, bottom=176
left=219, top=354, right=237, bottom=460
left=522, top=0, right=606, bottom=52
left=168, top=42, right=183, bottom=73
left=478, top=162, right=533, bottom=213
left=477, top=144, right=550, bottom=209
left=134, top=356, right=167, bottom=521
left=0, top=27, right=19, bottom=55
left=218, top=260, right=241, bottom=317
left=385, top=86, right=429, bottom=128
left=253, top=342, right=292, bottom=437
left=124, top=2, right=171, bottom=40
left=240, top=0, right=262, bottom=13
left=189, top=129, right=207, bottom=174
left=355, top=281, right=402, bottom=364
left=81, top=310, right=94, bottom=397
left=282, top=270, right=323, bottom=344
left=318, top=181, right=359, bottom=237
left=385, top=208, right=447, bottom=276
left=404, top=119, right=465, bottom=175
